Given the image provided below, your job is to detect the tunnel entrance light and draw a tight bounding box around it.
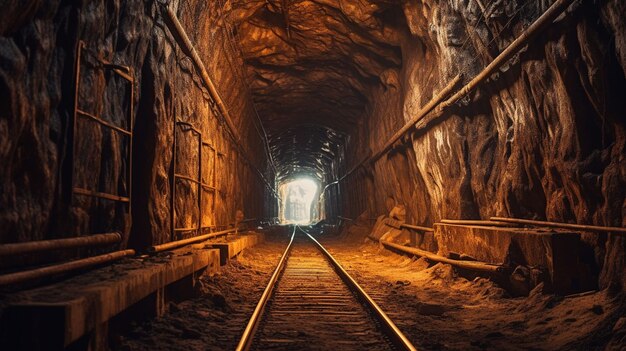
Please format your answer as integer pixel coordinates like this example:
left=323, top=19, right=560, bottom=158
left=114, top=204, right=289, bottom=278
left=279, top=178, right=320, bottom=225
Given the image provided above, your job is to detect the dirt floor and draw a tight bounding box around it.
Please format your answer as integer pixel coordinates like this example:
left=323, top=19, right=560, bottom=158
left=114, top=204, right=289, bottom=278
left=114, top=233, right=288, bottom=351
left=117, top=226, right=626, bottom=351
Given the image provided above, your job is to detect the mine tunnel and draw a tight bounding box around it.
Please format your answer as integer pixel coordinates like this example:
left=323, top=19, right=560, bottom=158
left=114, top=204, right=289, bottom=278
left=1, top=0, right=626, bottom=350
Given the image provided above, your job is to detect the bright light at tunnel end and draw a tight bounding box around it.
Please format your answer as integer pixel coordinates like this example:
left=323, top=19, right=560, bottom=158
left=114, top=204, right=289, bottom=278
left=279, top=177, right=320, bottom=225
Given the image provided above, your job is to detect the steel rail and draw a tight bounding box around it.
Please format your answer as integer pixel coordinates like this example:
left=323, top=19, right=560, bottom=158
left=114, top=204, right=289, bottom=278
left=299, top=226, right=418, bottom=351
left=236, top=226, right=296, bottom=351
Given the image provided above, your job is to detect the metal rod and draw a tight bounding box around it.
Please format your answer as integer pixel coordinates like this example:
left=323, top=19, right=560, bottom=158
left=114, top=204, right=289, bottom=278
left=202, top=141, right=215, bottom=149
left=76, top=109, right=132, bottom=136
left=376, top=238, right=505, bottom=273
left=71, top=40, right=134, bottom=238
left=371, top=74, right=462, bottom=163
left=337, top=0, right=577, bottom=181
left=337, top=216, right=353, bottom=221
left=127, top=63, right=134, bottom=224
left=236, top=226, right=296, bottom=351
left=73, top=187, right=130, bottom=202
left=171, top=118, right=177, bottom=241
left=176, top=120, right=202, bottom=135
left=161, top=5, right=278, bottom=197
left=304, top=228, right=417, bottom=351
left=0, top=249, right=135, bottom=286
left=110, top=67, right=134, bottom=83
left=212, top=147, right=217, bottom=214
left=149, top=228, right=237, bottom=253
left=413, top=0, right=578, bottom=133
left=336, top=74, right=461, bottom=182
left=201, top=183, right=216, bottom=191
left=197, top=130, right=203, bottom=234
left=70, top=40, right=83, bottom=204
left=490, top=217, right=626, bottom=234
left=0, top=233, right=121, bottom=256
left=440, top=219, right=515, bottom=227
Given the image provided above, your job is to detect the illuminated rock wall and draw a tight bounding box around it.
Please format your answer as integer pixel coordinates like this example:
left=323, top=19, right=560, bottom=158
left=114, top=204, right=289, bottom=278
left=340, top=0, right=626, bottom=290
left=0, top=1, right=272, bottom=248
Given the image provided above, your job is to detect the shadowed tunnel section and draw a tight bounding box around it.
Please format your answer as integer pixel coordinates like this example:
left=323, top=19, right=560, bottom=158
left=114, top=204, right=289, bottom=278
left=228, top=0, right=403, bottom=182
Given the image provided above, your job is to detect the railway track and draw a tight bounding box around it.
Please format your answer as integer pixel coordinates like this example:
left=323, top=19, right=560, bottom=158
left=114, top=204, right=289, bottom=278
left=236, top=226, right=416, bottom=351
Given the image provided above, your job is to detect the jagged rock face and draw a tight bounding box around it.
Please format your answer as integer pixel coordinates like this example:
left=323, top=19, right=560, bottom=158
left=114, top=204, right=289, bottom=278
left=227, top=0, right=404, bottom=181
left=227, top=0, right=624, bottom=290
left=0, top=1, right=270, bottom=248
left=0, top=0, right=625, bottom=290
left=334, top=0, right=626, bottom=289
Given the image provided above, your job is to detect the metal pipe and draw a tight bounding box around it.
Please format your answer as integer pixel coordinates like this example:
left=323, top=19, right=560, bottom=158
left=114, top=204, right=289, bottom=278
left=149, top=228, right=237, bottom=253
left=375, top=238, right=505, bottom=274
left=371, top=74, right=462, bottom=163
left=337, top=75, right=460, bottom=182
left=414, top=0, right=578, bottom=132
left=490, top=217, right=626, bottom=234
left=161, top=5, right=278, bottom=198
left=236, top=226, right=296, bottom=351
left=440, top=219, right=516, bottom=227
left=0, top=233, right=122, bottom=257
left=337, top=0, right=577, bottom=181
left=0, top=249, right=135, bottom=286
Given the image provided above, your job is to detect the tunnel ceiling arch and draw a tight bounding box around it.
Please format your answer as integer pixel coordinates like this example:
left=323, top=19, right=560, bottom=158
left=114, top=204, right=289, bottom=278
left=227, top=0, right=404, bottom=181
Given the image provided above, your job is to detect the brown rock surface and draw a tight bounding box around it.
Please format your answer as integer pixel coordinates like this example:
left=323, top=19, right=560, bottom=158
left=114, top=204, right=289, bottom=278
left=0, top=0, right=624, bottom=290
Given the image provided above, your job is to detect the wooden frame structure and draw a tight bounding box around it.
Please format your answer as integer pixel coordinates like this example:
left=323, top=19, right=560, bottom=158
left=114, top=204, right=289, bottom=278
left=171, top=121, right=219, bottom=240
left=71, top=40, right=134, bottom=232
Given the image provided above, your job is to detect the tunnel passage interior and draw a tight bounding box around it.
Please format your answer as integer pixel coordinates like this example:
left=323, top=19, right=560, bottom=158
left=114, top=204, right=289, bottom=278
left=1, top=0, right=626, bottom=350
left=278, top=177, right=320, bottom=224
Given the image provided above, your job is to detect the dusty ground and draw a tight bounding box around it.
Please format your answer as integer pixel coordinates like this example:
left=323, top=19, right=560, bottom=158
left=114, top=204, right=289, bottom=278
left=117, top=226, right=626, bottom=350
left=114, top=233, right=288, bottom=351
left=323, top=224, right=626, bottom=351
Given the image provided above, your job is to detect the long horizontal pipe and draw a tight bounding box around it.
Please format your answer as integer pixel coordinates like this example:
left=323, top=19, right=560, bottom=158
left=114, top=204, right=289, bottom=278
left=0, top=233, right=121, bottom=257
left=440, top=219, right=515, bottom=227
left=0, top=249, right=135, bottom=286
left=372, top=237, right=505, bottom=273
left=337, top=76, right=461, bottom=182
left=337, top=0, right=577, bottom=181
left=370, top=74, right=462, bottom=163
left=490, top=217, right=626, bottom=234
left=414, top=0, right=578, bottom=132
left=149, top=228, right=237, bottom=253
left=162, top=5, right=278, bottom=197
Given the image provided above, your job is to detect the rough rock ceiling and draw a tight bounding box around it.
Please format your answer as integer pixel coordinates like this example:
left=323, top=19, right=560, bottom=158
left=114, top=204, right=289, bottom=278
left=228, top=0, right=404, bottom=181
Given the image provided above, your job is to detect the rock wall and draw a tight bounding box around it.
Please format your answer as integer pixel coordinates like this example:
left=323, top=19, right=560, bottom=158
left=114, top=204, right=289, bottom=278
left=337, top=0, right=626, bottom=289
left=0, top=1, right=272, bottom=249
